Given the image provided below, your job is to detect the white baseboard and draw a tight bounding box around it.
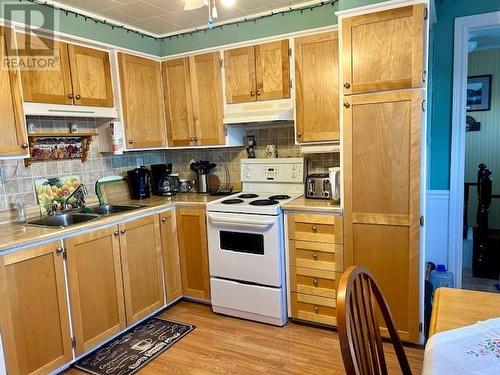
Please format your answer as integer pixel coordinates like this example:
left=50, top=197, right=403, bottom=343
left=426, top=190, right=450, bottom=266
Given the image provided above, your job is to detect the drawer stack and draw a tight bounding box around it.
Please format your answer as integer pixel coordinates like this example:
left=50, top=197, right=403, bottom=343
left=288, top=213, right=343, bottom=326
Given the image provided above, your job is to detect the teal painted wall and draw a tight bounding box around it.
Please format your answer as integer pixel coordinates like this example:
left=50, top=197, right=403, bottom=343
left=0, top=0, right=161, bottom=55
left=430, top=0, right=500, bottom=189
left=160, top=2, right=339, bottom=56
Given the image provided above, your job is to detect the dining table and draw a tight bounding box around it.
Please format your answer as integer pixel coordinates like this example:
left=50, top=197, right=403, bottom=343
left=423, top=287, right=500, bottom=375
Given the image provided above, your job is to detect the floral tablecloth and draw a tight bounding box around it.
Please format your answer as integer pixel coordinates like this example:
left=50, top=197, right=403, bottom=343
left=423, top=317, right=500, bottom=374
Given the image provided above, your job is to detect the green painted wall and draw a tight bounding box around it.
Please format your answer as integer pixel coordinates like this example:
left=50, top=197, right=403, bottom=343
left=0, top=0, right=161, bottom=55
left=160, top=2, right=340, bottom=56
left=430, top=0, right=500, bottom=189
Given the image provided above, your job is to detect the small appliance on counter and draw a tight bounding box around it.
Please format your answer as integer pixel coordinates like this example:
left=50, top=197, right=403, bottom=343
left=329, top=167, right=341, bottom=203
left=127, top=166, right=150, bottom=199
left=190, top=160, right=216, bottom=194
left=151, top=163, right=180, bottom=196
left=306, top=173, right=331, bottom=199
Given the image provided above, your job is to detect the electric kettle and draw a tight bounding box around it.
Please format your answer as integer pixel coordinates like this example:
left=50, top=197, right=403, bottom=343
left=127, top=166, right=151, bottom=199
left=328, top=167, right=341, bottom=203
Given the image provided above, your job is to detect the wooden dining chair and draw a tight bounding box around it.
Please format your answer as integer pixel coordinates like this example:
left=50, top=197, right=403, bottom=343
left=336, top=266, right=412, bottom=375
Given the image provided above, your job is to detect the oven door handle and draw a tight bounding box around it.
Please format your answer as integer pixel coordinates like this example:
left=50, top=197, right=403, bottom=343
left=207, top=213, right=275, bottom=228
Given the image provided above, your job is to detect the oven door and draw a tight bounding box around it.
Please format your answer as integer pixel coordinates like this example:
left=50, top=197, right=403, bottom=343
left=207, top=211, right=283, bottom=287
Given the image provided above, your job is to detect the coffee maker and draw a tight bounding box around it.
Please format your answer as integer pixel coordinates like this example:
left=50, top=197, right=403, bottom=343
left=127, top=166, right=151, bottom=199
left=151, top=164, right=179, bottom=196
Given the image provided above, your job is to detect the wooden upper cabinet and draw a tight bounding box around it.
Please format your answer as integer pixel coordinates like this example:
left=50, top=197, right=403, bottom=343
left=177, top=207, right=210, bottom=301
left=0, top=27, right=28, bottom=156
left=342, top=4, right=425, bottom=95
left=224, top=46, right=256, bottom=104
left=0, top=242, right=73, bottom=374
left=163, top=57, right=195, bottom=147
left=190, top=52, right=224, bottom=145
left=67, top=44, right=113, bottom=107
left=295, top=31, right=339, bottom=143
left=255, top=40, right=290, bottom=101
left=160, top=210, right=183, bottom=303
left=224, top=40, right=291, bottom=104
left=65, top=227, right=126, bottom=355
left=119, top=215, right=165, bottom=324
left=343, top=89, right=423, bottom=342
left=17, top=33, right=73, bottom=104
left=118, top=53, right=167, bottom=149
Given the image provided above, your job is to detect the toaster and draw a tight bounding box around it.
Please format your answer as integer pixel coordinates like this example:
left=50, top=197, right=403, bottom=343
left=306, top=173, right=331, bottom=199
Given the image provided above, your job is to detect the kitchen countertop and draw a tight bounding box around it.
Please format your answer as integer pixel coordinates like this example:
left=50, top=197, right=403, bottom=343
left=0, top=193, right=219, bottom=254
left=283, top=197, right=343, bottom=214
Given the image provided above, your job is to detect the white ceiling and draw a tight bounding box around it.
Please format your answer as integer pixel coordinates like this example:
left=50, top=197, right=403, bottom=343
left=50, top=0, right=320, bottom=37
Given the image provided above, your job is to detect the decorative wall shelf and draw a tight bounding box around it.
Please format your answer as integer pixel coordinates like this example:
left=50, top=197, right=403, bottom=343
left=24, top=132, right=97, bottom=167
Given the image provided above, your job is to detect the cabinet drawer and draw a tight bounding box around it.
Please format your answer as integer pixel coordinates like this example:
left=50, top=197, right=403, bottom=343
left=290, top=240, right=344, bottom=272
left=288, top=214, right=343, bottom=244
left=291, top=292, right=336, bottom=326
left=290, top=267, right=341, bottom=299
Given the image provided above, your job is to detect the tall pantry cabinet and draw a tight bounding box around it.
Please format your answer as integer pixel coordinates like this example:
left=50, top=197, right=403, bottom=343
left=341, top=3, right=426, bottom=343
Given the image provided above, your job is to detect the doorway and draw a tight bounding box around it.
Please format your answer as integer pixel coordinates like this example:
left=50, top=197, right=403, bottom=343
left=450, top=12, right=500, bottom=291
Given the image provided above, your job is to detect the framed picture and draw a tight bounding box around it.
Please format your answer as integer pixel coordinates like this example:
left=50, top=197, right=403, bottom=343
left=467, top=75, right=491, bottom=111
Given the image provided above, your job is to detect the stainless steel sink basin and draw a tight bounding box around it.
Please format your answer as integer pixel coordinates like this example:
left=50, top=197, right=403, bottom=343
left=26, top=212, right=100, bottom=228
left=79, top=204, right=144, bottom=216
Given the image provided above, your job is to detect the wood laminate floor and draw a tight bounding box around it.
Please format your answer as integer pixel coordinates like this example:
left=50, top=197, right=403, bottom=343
left=66, top=301, right=424, bottom=374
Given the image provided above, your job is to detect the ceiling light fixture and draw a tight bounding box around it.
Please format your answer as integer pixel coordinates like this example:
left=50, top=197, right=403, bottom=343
left=184, top=0, right=236, bottom=28
left=221, top=0, right=236, bottom=6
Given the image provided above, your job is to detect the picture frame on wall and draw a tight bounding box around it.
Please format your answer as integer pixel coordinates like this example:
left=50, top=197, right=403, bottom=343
left=467, top=75, right=491, bottom=111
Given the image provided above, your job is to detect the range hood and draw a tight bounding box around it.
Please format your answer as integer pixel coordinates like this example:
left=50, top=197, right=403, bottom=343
left=223, top=99, right=294, bottom=124
left=24, top=102, right=119, bottom=119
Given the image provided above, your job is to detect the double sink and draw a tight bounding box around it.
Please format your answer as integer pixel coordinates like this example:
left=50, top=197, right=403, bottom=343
left=26, top=205, right=144, bottom=228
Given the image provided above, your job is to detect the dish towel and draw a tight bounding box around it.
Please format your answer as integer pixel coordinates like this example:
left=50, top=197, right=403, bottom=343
left=422, top=317, right=500, bottom=374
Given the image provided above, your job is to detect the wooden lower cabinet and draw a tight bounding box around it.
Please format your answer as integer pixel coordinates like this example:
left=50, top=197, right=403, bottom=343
left=0, top=242, right=73, bottom=374
left=65, top=227, right=126, bottom=356
left=119, top=215, right=165, bottom=324
left=160, top=210, right=183, bottom=303
left=291, top=293, right=336, bottom=326
left=176, top=207, right=210, bottom=300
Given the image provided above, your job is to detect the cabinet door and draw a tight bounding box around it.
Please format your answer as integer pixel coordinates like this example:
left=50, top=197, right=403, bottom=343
left=0, top=242, right=72, bottom=374
left=160, top=210, right=183, bottom=303
left=295, top=32, right=339, bottom=143
left=224, top=46, right=256, bottom=104
left=65, top=227, right=126, bottom=355
left=0, top=27, right=28, bottom=156
left=67, top=44, right=114, bottom=107
left=118, top=53, right=167, bottom=148
left=16, top=33, right=73, bottom=104
left=343, top=90, right=422, bottom=343
left=190, top=52, right=224, bottom=145
left=177, top=207, right=210, bottom=300
left=119, top=215, right=165, bottom=324
left=163, top=57, right=195, bottom=147
left=342, top=4, right=425, bottom=95
left=255, top=40, right=290, bottom=101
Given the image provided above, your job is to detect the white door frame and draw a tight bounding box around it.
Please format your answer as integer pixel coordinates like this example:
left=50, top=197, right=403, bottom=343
left=449, top=11, right=500, bottom=288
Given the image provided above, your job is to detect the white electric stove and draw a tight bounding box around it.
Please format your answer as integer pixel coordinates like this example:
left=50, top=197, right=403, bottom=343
left=206, top=158, right=304, bottom=326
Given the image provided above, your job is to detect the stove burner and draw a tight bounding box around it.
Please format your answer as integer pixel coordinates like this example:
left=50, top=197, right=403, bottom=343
left=238, top=193, right=259, bottom=199
left=268, top=195, right=291, bottom=200
left=221, top=199, right=244, bottom=204
left=249, top=199, right=279, bottom=206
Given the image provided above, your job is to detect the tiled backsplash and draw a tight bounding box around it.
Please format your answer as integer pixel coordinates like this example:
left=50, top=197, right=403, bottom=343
left=0, top=119, right=339, bottom=214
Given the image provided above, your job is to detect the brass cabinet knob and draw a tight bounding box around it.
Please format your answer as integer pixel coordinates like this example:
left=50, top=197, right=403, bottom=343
left=314, top=306, right=319, bottom=313
left=194, top=137, right=199, bottom=142
left=311, top=225, right=318, bottom=232
left=256, top=90, right=262, bottom=96
left=250, top=91, right=255, bottom=97
left=128, top=140, right=133, bottom=144
left=161, top=217, right=167, bottom=223
left=21, top=143, right=29, bottom=149
left=296, top=131, right=302, bottom=138
left=75, top=94, right=81, bottom=100
left=344, top=82, right=351, bottom=89
left=343, top=102, right=351, bottom=109
left=312, top=252, right=319, bottom=260
left=56, top=247, right=64, bottom=255
left=120, top=229, right=126, bottom=234
left=312, top=279, right=319, bottom=286
left=114, top=231, right=119, bottom=236
left=68, top=93, right=74, bottom=99
left=189, top=137, right=195, bottom=142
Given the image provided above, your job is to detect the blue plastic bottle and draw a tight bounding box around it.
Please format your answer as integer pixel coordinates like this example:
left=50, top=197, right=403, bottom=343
left=430, top=264, right=454, bottom=298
